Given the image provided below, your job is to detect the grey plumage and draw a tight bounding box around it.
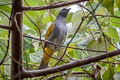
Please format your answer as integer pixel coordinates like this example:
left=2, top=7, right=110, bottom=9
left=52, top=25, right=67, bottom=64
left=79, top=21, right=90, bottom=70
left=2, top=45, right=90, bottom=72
left=39, top=8, right=70, bottom=69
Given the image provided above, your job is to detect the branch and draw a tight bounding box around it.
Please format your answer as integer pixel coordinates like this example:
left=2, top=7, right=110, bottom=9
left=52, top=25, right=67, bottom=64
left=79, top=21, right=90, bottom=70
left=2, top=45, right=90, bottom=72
left=21, top=0, right=88, bottom=11
left=15, top=49, right=120, bottom=78
left=0, top=11, right=10, bottom=19
left=0, top=39, right=10, bottom=66
left=0, top=24, right=10, bottom=30
left=24, top=35, right=105, bottom=53
left=45, top=72, right=87, bottom=80
left=0, top=2, right=11, bottom=68
left=11, top=0, right=23, bottom=79
left=89, top=14, right=120, bottom=19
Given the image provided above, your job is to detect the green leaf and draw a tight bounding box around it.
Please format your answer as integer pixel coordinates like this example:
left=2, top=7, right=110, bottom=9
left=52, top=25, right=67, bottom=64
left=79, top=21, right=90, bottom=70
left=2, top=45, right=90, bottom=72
left=115, top=65, right=120, bottom=72
left=48, top=0, right=54, bottom=4
left=65, top=13, right=73, bottom=23
left=24, top=11, right=46, bottom=34
left=24, top=0, right=44, bottom=6
left=29, top=51, right=42, bottom=63
left=65, top=69, right=72, bottom=80
left=86, top=0, right=94, bottom=6
left=24, top=38, right=34, bottom=51
left=102, top=0, right=114, bottom=14
left=41, top=11, right=53, bottom=24
left=116, top=0, right=120, bottom=10
left=109, top=11, right=120, bottom=29
left=32, top=39, right=39, bottom=51
left=54, top=76, right=63, bottom=80
left=4, top=58, right=11, bottom=78
left=104, top=26, right=119, bottom=43
left=57, top=49, right=69, bottom=63
left=87, top=39, right=109, bottom=56
left=96, top=72, right=102, bottom=80
left=23, top=53, right=30, bottom=67
left=67, top=43, right=83, bottom=60
left=102, top=64, right=115, bottom=80
left=110, top=11, right=120, bottom=27
left=71, top=10, right=87, bottom=32
left=108, top=44, right=115, bottom=51
left=0, top=6, right=11, bottom=13
left=0, top=12, right=9, bottom=25
left=110, top=17, right=120, bottom=27
left=73, top=67, right=83, bottom=72
left=87, top=2, right=100, bottom=13
left=0, top=0, right=11, bottom=3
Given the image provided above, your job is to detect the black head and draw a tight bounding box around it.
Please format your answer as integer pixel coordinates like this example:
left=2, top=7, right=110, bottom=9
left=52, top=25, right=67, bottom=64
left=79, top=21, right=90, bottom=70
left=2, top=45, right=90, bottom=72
left=58, top=8, right=71, bottom=18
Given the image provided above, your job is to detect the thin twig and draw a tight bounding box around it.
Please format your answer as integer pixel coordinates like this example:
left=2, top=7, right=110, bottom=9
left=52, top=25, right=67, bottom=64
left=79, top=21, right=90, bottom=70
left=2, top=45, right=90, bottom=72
left=82, top=68, right=96, bottom=80
left=45, top=72, right=89, bottom=80
left=100, top=60, right=120, bottom=65
left=0, top=2, right=13, bottom=6
left=0, top=11, right=10, bottom=19
left=21, top=0, right=88, bottom=11
left=24, top=35, right=106, bottom=53
left=0, top=24, right=10, bottom=30
left=0, top=1, right=12, bottom=66
left=85, top=14, right=120, bottom=19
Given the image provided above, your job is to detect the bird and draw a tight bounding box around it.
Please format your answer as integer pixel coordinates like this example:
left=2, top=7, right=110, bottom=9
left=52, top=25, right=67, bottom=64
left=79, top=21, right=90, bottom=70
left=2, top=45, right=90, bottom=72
left=39, top=8, right=71, bottom=69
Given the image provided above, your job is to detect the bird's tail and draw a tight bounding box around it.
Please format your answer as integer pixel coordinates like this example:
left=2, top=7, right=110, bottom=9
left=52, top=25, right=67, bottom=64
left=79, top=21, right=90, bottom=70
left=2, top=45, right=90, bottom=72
left=39, top=47, right=54, bottom=69
left=39, top=58, right=48, bottom=69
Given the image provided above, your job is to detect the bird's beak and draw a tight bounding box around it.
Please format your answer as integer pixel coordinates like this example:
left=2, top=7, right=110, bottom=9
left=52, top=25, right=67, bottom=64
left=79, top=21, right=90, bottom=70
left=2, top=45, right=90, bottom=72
left=67, top=8, right=71, bottom=12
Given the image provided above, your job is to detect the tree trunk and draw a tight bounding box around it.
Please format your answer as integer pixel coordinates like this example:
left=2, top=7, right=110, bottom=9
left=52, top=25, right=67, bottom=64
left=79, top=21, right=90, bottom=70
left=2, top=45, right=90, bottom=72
left=11, top=0, right=23, bottom=80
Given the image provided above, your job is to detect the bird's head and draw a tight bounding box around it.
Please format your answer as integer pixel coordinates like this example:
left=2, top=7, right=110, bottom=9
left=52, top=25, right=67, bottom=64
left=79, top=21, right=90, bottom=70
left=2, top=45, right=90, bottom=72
left=58, top=8, right=71, bottom=18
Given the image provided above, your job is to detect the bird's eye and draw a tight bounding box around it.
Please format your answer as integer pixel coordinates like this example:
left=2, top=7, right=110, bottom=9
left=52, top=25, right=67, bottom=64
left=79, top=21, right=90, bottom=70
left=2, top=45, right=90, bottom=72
left=64, top=9, right=67, bottom=11
left=63, top=9, right=67, bottom=12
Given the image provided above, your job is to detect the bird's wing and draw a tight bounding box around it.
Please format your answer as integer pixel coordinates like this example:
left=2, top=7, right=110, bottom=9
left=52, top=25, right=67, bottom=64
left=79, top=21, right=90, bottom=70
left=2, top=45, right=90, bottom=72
left=44, top=23, right=55, bottom=48
left=45, top=23, right=55, bottom=40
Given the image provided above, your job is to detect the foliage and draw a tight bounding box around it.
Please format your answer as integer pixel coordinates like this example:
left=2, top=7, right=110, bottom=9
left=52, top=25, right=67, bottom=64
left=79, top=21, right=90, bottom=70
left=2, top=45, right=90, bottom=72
left=0, top=0, right=120, bottom=80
